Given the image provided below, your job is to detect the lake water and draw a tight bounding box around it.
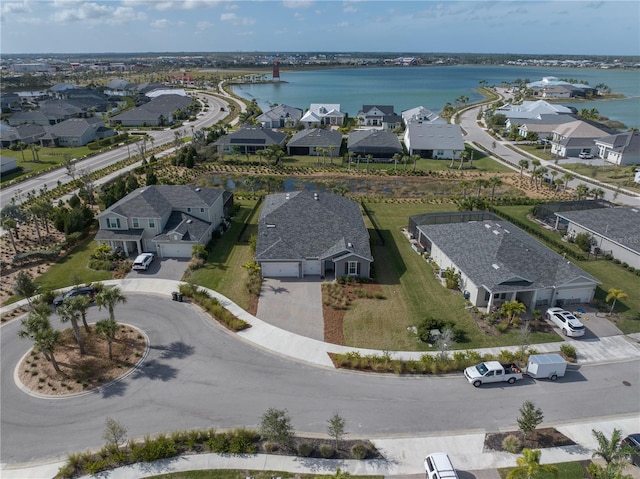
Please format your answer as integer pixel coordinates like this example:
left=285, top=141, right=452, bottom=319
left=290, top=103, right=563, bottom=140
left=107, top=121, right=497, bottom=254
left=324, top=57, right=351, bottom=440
left=232, top=65, right=640, bottom=128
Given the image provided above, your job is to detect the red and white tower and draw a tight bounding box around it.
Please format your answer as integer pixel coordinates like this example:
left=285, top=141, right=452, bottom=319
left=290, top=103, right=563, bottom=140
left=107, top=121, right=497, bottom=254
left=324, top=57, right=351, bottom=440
left=272, top=60, right=280, bottom=82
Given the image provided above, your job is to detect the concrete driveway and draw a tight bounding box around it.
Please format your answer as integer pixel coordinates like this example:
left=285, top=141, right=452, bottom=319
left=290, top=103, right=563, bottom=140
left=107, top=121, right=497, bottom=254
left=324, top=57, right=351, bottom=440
left=256, top=277, right=324, bottom=340
left=126, top=257, right=191, bottom=281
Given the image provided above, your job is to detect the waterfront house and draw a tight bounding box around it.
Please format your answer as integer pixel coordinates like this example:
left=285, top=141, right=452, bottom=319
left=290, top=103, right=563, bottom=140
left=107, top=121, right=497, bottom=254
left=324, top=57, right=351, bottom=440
left=257, top=104, right=303, bottom=129
left=403, top=123, right=464, bottom=159
left=355, top=105, right=402, bottom=130
left=401, top=106, right=446, bottom=126
left=347, top=130, right=403, bottom=158
left=96, top=185, right=232, bottom=258
left=215, top=126, right=287, bottom=156
left=409, top=211, right=599, bottom=311
left=286, top=128, right=342, bottom=157
left=255, top=191, right=373, bottom=279
left=549, top=119, right=611, bottom=158
left=594, top=131, right=640, bottom=166
left=300, top=104, right=346, bottom=128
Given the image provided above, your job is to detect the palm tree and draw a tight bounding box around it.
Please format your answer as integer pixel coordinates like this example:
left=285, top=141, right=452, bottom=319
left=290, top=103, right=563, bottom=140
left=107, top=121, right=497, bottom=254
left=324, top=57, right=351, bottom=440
left=459, top=180, right=470, bottom=198
left=16, top=142, right=27, bottom=162
left=591, top=428, right=635, bottom=469
left=365, top=154, right=373, bottom=172
left=507, top=448, right=558, bottom=479
left=18, top=306, right=62, bottom=374
left=96, top=318, right=119, bottom=360
left=458, top=151, right=469, bottom=170
left=328, top=145, right=336, bottom=165
left=488, top=176, right=503, bottom=200
left=412, top=154, right=420, bottom=173
left=562, top=172, right=574, bottom=190
left=605, top=288, right=627, bottom=314
left=475, top=178, right=488, bottom=198
left=2, top=218, right=17, bottom=254
left=57, top=300, right=86, bottom=355
left=575, top=183, right=590, bottom=200
left=66, top=295, right=92, bottom=333
left=591, top=187, right=605, bottom=199
left=96, top=286, right=127, bottom=322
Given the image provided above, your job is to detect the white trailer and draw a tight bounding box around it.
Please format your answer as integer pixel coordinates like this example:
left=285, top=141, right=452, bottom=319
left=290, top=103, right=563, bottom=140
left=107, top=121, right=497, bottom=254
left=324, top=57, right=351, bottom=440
left=526, top=353, right=567, bottom=381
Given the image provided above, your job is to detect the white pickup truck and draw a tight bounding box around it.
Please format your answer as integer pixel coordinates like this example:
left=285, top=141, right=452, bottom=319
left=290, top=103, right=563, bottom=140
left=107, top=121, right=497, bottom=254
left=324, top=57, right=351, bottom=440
left=464, top=361, right=524, bottom=387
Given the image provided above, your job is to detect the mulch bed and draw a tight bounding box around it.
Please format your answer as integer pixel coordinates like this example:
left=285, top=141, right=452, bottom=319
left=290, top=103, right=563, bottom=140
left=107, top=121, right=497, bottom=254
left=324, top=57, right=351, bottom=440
left=262, top=437, right=383, bottom=460
left=484, top=427, right=576, bottom=452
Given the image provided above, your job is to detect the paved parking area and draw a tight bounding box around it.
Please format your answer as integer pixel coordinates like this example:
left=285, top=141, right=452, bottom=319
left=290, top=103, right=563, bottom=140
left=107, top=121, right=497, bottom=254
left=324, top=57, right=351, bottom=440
left=126, top=257, right=191, bottom=281
left=256, top=277, right=324, bottom=340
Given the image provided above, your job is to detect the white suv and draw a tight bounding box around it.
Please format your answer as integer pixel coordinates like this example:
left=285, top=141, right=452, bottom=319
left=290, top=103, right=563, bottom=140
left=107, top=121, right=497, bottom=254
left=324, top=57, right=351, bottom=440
left=132, top=253, right=154, bottom=271
left=545, top=307, right=585, bottom=337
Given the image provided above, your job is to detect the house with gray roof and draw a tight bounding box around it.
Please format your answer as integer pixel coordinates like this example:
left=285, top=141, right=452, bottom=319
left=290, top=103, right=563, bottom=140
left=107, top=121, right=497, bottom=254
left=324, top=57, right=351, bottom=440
left=594, top=131, right=640, bottom=166
left=355, top=105, right=402, bottom=131
left=515, top=114, right=577, bottom=141
left=554, top=206, right=640, bottom=267
left=550, top=119, right=612, bottom=158
left=110, top=94, right=193, bottom=127
left=215, top=126, right=287, bottom=155
left=347, top=130, right=402, bottom=158
left=257, top=104, right=303, bottom=129
left=95, top=185, right=232, bottom=258
left=409, top=212, right=599, bottom=311
left=287, top=128, right=342, bottom=156
left=0, top=123, right=47, bottom=147
left=401, top=106, right=447, bottom=126
left=403, top=123, right=465, bottom=159
left=255, top=191, right=373, bottom=278
left=40, top=117, right=114, bottom=147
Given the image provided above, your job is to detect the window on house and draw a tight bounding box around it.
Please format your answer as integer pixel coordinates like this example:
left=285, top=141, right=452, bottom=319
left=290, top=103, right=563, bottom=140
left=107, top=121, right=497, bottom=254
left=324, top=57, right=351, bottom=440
left=132, top=218, right=139, bottom=228
left=437, top=150, right=444, bottom=156
left=107, top=218, right=120, bottom=228
left=149, top=219, right=155, bottom=228
left=187, top=208, right=191, bottom=212
left=200, top=208, right=205, bottom=213
left=346, top=261, right=360, bottom=276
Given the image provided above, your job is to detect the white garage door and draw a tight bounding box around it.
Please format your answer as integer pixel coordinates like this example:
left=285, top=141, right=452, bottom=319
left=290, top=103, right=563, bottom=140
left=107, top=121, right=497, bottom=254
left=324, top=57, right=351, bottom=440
left=159, top=243, right=193, bottom=258
left=555, top=287, right=594, bottom=305
left=303, top=260, right=321, bottom=276
left=261, top=262, right=300, bottom=277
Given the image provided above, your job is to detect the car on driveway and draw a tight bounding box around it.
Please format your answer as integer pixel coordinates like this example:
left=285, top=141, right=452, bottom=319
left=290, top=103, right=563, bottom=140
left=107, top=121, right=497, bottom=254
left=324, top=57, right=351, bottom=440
left=132, top=253, right=154, bottom=271
left=545, top=307, right=586, bottom=337
left=578, top=152, right=594, bottom=159
left=622, top=434, right=640, bottom=467
left=53, top=286, right=96, bottom=307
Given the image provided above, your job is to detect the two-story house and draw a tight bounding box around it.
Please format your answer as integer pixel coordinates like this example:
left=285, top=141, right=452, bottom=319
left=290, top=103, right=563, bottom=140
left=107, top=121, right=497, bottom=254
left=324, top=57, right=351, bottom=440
left=95, top=186, right=232, bottom=258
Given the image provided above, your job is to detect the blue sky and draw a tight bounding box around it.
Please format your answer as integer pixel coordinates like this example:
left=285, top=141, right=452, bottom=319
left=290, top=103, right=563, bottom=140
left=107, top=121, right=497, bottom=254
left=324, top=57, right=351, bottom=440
left=1, top=0, right=639, bottom=56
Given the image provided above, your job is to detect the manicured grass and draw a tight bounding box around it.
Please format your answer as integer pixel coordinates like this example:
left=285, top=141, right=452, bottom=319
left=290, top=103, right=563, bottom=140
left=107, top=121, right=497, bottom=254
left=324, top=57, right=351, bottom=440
left=34, top=236, right=112, bottom=291
left=498, top=460, right=589, bottom=479
left=560, top=162, right=640, bottom=193
left=188, top=200, right=259, bottom=310
left=1, top=146, right=94, bottom=184
left=343, top=201, right=561, bottom=350
left=147, top=471, right=382, bottom=479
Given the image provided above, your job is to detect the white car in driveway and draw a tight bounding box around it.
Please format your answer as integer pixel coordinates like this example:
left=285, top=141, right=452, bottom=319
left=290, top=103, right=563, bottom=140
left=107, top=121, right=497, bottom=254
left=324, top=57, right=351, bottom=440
left=132, top=253, right=154, bottom=271
left=545, top=307, right=586, bottom=337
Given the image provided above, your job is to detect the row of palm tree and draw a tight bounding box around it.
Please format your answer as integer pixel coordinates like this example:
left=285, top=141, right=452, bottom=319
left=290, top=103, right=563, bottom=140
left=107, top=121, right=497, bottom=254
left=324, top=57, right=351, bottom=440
left=18, top=286, right=127, bottom=372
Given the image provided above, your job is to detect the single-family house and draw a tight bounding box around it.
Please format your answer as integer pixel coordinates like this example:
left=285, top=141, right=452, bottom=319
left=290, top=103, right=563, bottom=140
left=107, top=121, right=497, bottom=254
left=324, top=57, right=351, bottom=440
left=496, top=100, right=574, bottom=123
left=403, top=123, right=465, bottom=159
left=95, top=185, right=232, bottom=258
left=515, top=114, right=577, bottom=141
left=255, top=191, right=373, bottom=279
left=347, top=130, right=403, bottom=158
left=39, top=117, right=113, bottom=147
left=300, top=104, right=346, bottom=128
left=0, top=93, right=21, bottom=113
left=215, top=126, right=287, bottom=155
left=550, top=120, right=612, bottom=158
left=527, top=77, right=597, bottom=99
left=257, top=104, right=303, bottom=129
left=104, top=78, right=137, bottom=96
left=355, top=105, right=402, bottom=130
left=110, top=94, right=193, bottom=127
left=409, top=212, right=600, bottom=311
left=594, top=131, right=640, bottom=166
left=287, top=128, right=342, bottom=156
left=401, top=106, right=446, bottom=126
left=0, top=123, right=47, bottom=147
left=0, top=156, right=18, bottom=175
left=8, top=111, right=55, bottom=127
left=554, top=206, right=640, bottom=268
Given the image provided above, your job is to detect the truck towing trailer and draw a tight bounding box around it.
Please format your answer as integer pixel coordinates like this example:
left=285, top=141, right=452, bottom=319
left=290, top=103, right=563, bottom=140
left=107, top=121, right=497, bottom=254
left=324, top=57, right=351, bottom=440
left=464, top=361, right=524, bottom=387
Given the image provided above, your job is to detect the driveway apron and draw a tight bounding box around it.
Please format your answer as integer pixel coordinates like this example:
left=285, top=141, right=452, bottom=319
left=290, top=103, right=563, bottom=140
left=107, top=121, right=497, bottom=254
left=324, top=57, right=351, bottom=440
left=257, top=277, right=324, bottom=340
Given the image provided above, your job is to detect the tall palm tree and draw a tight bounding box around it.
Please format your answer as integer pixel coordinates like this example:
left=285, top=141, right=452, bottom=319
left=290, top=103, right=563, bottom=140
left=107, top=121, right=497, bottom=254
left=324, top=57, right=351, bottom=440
left=475, top=178, right=488, bottom=198
left=605, top=288, right=627, bottom=314
left=507, top=448, right=558, bottom=479
left=18, top=306, right=62, bottom=374
left=365, top=154, right=373, bottom=172
left=459, top=180, right=470, bottom=198
left=488, top=176, right=503, bottom=200
left=96, top=286, right=127, bottom=322
left=2, top=218, right=18, bottom=254
left=66, top=295, right=92, bottom=333
left=562, top=172, right=574, bottom=190
left=57, top=300, right=86, bottom=355
left=96, top=318, right=119, bottom=360
left=392, top=153, right=402, bottom=175
left=412, top=154, right=420, bottom=173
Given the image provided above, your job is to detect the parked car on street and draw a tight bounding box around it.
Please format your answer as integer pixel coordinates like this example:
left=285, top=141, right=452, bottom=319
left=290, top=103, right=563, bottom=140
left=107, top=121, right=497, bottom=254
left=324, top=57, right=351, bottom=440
left=622, top=434, right=640, bottom=467
left=53, top=286, right=96, bottom=307
left=545, top=307, right=586, bottom=337
left=132, top=253, right=154, bottom=271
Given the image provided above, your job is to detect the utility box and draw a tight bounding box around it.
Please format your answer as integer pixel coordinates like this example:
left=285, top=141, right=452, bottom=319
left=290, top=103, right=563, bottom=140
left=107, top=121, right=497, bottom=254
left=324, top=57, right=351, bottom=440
left=526, top=353, right=567, bottom=381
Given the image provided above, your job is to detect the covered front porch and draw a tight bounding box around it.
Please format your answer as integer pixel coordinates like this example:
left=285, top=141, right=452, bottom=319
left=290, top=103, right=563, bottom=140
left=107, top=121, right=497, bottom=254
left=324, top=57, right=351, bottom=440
left=95, top=229, right=144, bottom=257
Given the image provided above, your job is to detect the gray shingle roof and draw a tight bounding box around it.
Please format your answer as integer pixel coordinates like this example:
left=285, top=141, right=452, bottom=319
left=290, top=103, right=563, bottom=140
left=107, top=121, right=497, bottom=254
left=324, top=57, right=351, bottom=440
left=216, top=127, right=287, bottom=147
left=256, top=191, right=373, bottom=262
left=154, top=211, right=211, bottom=243
left=287, top=128, right=342, bottom=148
left=417, top=220, right=598, bottom=291
left=347, top=130, right=402, bottom=154
left=98, top=186, right=224, bottom=219
left=257, top=104, right=303, bottom=123
left=406, top=123, right=465, bottom=151
left=555, top=207, right=640, bottom=255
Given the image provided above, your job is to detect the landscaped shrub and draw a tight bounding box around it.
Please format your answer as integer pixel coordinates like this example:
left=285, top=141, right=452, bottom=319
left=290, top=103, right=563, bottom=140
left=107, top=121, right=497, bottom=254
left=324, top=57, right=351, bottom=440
left=297, top=442, right=314, bottom=457
left=206, top=433, right=229, bottom=453
left=132, top=434, right=177, bottom=462
left=502, top=434, right=522, bottom=453
left=350, top=442, right=370, bottom=459
left=228, top=428, right=258, bottom=454
left=262, top=441, right=279, bottom=453
left=560, top=344, right=577, bottom=361
left=319, top=443, right=335, bottom=458
left=88, top=259, right=115, bottom=271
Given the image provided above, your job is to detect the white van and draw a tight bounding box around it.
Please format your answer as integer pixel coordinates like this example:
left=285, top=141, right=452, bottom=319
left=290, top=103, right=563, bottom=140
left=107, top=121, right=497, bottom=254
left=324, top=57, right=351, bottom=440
left=424, top=452, right=459, bottom=479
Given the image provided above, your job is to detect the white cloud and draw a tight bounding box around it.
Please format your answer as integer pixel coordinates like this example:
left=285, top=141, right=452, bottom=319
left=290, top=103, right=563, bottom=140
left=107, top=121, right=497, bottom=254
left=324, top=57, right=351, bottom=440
left=283, top=0, right=314, bottom=8
left=151, top=18, right=171, bottom=28
left=1, top=0, right=31, bottom=15
left=343, top=5, right=356, bottom=14
left=197, top=20, right=214, bottom=30
left=50, top=2, right=145, bottom=24
left=220, top=12, right=255, bottom=26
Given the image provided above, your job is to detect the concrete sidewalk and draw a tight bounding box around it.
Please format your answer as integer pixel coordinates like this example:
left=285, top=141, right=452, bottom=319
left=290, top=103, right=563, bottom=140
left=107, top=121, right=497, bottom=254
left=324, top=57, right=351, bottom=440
left=2, top=279, right=640, bottom=478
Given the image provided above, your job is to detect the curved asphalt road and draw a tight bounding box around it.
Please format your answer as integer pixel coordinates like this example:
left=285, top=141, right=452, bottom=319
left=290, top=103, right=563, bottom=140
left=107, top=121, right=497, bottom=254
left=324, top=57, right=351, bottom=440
left=2, top=293, right=639, bottom=465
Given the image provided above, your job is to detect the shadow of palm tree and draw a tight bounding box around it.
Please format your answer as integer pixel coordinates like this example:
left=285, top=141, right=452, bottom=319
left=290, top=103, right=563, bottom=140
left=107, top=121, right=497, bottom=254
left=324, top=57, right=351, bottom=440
left=152, top=341, right=195, bottom=360
left=131, top=359, right=178, bottom=381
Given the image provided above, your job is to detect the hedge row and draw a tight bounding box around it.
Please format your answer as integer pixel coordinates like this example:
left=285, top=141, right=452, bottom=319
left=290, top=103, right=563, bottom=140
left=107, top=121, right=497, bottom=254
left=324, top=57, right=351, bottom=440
left=178, top=283, right=250, bottom=331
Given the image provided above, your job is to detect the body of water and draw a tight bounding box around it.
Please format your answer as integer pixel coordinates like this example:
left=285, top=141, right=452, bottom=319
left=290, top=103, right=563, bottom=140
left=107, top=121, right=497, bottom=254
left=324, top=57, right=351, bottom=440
left=232, top=65, right=640, bottom=128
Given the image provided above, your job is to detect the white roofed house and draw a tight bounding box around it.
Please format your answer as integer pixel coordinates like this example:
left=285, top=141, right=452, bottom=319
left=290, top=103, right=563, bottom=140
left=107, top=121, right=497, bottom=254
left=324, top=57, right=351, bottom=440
left=594, top=130, right=640, bottom=166
left=95, top=186, right=232, bottom=258
left=256, top=104, right=303, bottom=129
left=401, top=106, right=447, bottom=126
left=403, top=123, right=465, bottom=159
left=300, top=104, right=346, bottom=128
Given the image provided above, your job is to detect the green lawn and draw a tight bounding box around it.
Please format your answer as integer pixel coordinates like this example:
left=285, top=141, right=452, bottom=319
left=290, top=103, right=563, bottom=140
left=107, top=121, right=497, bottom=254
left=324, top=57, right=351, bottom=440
left=1, top=146, right=95, bottom=184
left=33, top=236, right=112, bottom=292
left=498, top=460, right=590, bottom=479
left=560, top=162, right=640, bottom=193
left=147, top=471, right=381, bottom=479
left=188, top=200, right=259, bottom=310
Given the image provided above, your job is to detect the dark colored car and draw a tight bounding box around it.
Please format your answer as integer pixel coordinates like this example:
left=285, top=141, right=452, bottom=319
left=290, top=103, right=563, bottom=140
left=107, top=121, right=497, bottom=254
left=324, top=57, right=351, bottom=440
left=622, top=434, right=640, bottom=467
left=53, top=286, right=96, bottom=307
